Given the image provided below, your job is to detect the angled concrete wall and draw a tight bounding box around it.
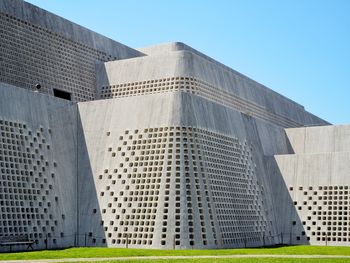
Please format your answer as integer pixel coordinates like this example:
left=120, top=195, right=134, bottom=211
left=275, top=124, right=350, bottom=246
left=97, top=45, right=328, bottom=128
left=77, top=91, right=300, bottom=249
left=286, top=125, right=350, bottom=154
left=0, top=83, right=78, bottom=251
left=0, top=0, right=144, bottom=102
left=0, top=0, right=142, bottom=59
left=3, top=0, right=349, bottom=252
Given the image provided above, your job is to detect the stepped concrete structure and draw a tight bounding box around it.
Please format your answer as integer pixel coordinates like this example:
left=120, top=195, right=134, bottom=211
left=273, top=125, right=350, bottom=246
left=0, top=0, right=348, bottom=251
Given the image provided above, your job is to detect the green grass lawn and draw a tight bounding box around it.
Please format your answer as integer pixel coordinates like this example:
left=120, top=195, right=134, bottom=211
left=71, top=258, right=350, bottom=263
left=63, top=260, right=350, bottom=263
left=1, top=246, right=350, bottom=261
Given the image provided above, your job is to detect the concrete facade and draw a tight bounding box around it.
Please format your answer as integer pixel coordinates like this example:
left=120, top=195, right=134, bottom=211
left=273, top=125, right=350, bottom=246
left=0, top=0, right=143, bottom=102
left=0, top=0, right=349, bottom=252
left=0, top=83, right=78, bottom=250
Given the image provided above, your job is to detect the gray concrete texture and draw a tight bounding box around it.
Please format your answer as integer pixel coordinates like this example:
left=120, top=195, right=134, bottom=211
left=286, top=125, right=350, bottom=153
left=97, top=44, right=328, bottom=128
left=0, top=0, right=143, bottom=102
left=0, top=0, right=143, bottom=59
left=0, top=83, right=78, bottom=251
left=1, top=0, right=350, bottom=252
left=273, top=125, right=350, bottom=246
left=77, top=92, right=284, bottom=248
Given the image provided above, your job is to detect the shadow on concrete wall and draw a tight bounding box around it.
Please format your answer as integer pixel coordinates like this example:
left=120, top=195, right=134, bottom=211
left=76, top=111, right=107, bottom=247
left=242, top=114, right=308, bottom=246
left=95, top=62, right=109, bottom=100
left=265, top=156, right=309, bottom=245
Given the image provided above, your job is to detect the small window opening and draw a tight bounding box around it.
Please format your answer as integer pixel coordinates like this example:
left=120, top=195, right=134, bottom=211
left=53, top=89, right=72, bottom=101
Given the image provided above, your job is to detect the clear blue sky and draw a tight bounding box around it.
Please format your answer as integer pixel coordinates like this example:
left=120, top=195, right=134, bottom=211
left=26, top=0, right=350, bottom=124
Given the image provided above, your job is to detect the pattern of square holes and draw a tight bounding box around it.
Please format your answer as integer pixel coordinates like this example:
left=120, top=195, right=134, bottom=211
left=195, top=129, right=269, bottom=247
left=0, top=12, right=116, bottom=102
left=99, top=77, right=302, bottom=128
left=0, top=119, right=63, bottom=247
left=91, top=126, right=270, bottom=248
left=290, top=185, right=350, bottom=244
left=94, top=128, right=168, bottom=247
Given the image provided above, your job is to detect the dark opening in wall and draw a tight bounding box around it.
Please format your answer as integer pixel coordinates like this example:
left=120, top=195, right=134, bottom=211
left=53, top=89, right=71, bottom=101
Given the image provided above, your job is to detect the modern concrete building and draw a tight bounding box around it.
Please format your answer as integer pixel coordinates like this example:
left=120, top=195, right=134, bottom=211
left=0, top=0, right=348, bottom=251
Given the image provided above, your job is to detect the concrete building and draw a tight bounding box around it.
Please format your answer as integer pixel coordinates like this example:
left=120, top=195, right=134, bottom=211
left=0, top=0, right=348, bottom=251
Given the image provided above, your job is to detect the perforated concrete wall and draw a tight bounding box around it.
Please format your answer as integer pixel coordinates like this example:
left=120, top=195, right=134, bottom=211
left=1, top=0, right=346, bottom=251
left=81, top=126, right=270, bottom=248
left=3, top=81, right=341, bottom=250
left=0, top=0, right=143, bottom=102
left=77, top=92, right=287, bottom=249
left=97, top=45, right=328, bottom=128
left=0, top=83, right=77, bottom=251
left=273, top=125, right=350, bottom=246
left=99, top=76, right=300, bottom=128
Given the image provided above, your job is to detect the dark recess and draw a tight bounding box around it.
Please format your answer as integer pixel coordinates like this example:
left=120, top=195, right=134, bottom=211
left=53, top=89, right=71, bottom=101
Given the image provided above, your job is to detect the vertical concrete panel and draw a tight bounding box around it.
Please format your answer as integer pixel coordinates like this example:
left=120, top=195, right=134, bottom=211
left=305, top=126, right=335, bottom=153
left=285, top=128, right=306, bottom=154
left=0, top=84, right=77, bottom=251
left=335, top=125, right=350, bottom=152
